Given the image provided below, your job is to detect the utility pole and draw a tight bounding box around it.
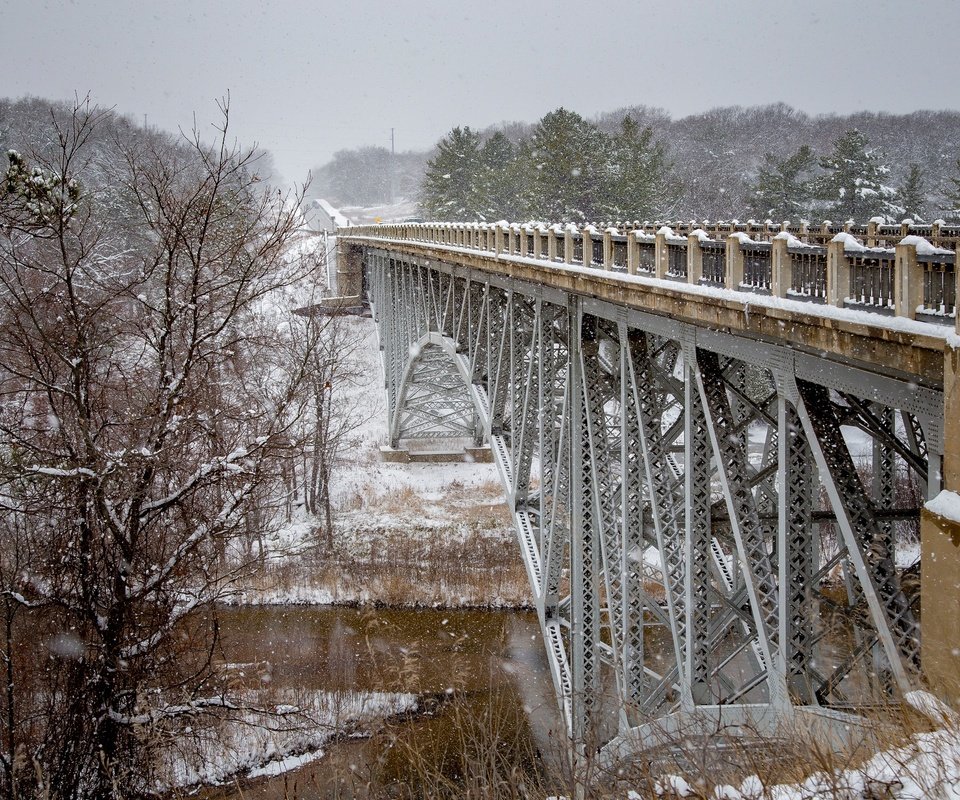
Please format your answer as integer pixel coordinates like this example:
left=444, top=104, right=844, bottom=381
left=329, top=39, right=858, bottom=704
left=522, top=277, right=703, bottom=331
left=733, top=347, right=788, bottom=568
left=390, top=128, right=397, bottom=205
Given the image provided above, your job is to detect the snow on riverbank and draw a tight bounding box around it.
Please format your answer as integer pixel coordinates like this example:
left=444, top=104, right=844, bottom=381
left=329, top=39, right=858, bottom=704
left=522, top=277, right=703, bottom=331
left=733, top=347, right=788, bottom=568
left=161, top=689, right=417, bottom=790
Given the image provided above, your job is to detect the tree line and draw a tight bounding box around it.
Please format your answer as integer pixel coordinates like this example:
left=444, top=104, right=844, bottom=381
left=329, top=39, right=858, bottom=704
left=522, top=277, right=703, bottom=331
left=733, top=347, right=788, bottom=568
left=313, top=103, right=960, bottom=223
left=422, top=109, right=680, bottom=223
left=421, top=110, right=960, bottom=224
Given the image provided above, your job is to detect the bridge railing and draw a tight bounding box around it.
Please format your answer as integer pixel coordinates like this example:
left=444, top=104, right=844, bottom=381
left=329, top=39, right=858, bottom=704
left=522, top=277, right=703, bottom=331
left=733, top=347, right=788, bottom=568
left=343, top=221, right=959, bottom=330
left=601, top=218, right=960, bottom=250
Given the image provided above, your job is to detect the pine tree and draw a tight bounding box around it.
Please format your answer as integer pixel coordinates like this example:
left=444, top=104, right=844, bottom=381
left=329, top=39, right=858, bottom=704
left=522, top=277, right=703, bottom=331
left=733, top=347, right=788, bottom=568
left=472, top=131, right=524, bottom=221
left=527, top=108, right=606, bottom=222
left=420, top=126, right=482, bottom=220
left=943, top=157, right=960, bottom=220
left=815, top=129, right=902, bottom=221
left=747, top=144, right=815, bottom=221
left=604, top=115, right=679, bottom=220
left=899, top=163, right=927, bottom=221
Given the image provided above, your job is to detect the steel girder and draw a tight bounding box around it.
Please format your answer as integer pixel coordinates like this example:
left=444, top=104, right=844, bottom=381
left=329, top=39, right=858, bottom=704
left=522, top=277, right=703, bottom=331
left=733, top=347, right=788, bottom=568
left=362, top=247, right=941, bottom=755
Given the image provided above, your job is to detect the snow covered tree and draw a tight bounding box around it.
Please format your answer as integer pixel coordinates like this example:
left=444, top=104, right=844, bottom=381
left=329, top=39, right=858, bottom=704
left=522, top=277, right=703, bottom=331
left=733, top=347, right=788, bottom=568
left=0, top=99, right=321, bottom=799
left=472, top=131, right=524, bottom=221
left=295, top=313, right=367, bottom=551
left=943, top=157, right=960, bottom=220
left=747, top=144, right=816, bottom=221
left=420, top=126, right=482, bottom=220
left=815, top=129, right=902, bottom=221
left=527, top=108, right=606, bottom=223
left=603, top=115, right=679, bottom=220
left=899, top=163, right=927, bottom=221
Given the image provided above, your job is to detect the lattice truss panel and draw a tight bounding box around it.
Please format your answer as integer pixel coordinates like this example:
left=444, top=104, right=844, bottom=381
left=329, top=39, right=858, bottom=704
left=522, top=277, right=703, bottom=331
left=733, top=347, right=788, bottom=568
left=363, top=247, right=936, bottom=749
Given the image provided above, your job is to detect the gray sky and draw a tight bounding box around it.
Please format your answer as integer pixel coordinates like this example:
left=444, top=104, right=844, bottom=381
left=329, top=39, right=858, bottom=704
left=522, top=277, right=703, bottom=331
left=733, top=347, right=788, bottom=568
left=5, top=0, right=959, bottom=188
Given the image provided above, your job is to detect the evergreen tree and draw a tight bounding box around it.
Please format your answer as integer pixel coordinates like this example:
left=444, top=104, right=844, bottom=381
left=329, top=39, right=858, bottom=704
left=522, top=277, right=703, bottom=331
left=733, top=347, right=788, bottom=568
left=420, top=126, right=482, bottom=220
left=815, top=129, right=902, bottom=221
left=943, top=157, right=960, bottom=220
left=747, top=144, right=815, bottom=221
left=472, top=131, right=524, bottom=220
left=604, top=115, right=679, bottom=220
left=527, top=108, right=606, bottom=222
left=899, top=163, right=927, bottom=221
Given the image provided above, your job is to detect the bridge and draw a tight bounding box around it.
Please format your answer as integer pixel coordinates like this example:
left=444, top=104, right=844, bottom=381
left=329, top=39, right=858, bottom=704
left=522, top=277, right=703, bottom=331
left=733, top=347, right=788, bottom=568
left=334, top=219, right=960, bottom=761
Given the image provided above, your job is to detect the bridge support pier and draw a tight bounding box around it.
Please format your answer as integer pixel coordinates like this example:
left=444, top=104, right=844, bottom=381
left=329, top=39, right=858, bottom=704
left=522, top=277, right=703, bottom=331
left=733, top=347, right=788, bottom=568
left=336, top=243, right=364, bottom=300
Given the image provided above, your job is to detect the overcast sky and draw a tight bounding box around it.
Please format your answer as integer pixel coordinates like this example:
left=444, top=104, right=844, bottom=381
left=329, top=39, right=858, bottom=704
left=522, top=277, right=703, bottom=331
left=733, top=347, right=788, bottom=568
left=4, top=0, right=959, bottom=188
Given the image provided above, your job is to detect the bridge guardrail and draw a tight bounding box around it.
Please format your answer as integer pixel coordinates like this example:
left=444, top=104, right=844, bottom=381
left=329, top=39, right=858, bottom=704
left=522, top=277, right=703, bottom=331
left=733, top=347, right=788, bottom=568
left=344, top=221, right=959, bottom=332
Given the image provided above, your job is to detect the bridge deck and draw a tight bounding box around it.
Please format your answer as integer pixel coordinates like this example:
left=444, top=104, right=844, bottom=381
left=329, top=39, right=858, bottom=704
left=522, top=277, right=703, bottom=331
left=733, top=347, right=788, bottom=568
left=346, top=235, right=949, bottom=388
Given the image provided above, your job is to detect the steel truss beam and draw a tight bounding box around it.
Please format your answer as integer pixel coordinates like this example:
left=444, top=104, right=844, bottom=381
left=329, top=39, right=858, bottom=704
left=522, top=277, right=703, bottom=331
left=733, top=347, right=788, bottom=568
left=362, top=247, right=942, bottom=757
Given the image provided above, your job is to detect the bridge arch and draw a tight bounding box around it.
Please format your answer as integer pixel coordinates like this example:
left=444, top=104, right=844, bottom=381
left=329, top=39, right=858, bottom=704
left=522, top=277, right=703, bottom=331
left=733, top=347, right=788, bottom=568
left=388, top=332, right=489, bottom=449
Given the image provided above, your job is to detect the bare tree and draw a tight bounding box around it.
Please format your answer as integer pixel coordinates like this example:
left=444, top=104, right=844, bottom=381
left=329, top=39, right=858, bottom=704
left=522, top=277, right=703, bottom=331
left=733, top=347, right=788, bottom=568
left=0, top=98, right=321, bottom=799
left=298, top=312, right=368, bottom=551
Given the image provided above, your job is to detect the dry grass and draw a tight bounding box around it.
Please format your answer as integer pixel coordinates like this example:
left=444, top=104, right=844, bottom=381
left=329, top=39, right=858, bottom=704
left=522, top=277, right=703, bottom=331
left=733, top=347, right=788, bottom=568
left=247, top=518, right=532, bottom=609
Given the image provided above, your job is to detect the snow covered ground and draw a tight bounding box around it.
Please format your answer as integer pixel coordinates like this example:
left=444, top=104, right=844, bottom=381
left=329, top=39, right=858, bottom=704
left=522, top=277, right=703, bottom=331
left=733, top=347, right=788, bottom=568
left=647, top=693, right=960, bottom=800
left=234, top=311, right=530, bottom=608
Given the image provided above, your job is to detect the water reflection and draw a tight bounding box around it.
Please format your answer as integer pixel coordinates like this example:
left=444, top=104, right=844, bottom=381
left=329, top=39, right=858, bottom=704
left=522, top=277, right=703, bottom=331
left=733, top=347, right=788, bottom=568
left=203, top=606, right=561, bottom=798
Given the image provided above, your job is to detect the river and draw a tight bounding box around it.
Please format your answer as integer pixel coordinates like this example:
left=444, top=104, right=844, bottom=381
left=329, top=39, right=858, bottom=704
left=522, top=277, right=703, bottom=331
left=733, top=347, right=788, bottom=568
left=201, top=606, right=563, bottom=798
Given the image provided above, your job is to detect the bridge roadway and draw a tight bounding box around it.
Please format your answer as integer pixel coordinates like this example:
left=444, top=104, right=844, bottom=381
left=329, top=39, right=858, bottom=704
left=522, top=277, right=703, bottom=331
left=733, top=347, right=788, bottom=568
left=335, top=222, right=960, bottom=762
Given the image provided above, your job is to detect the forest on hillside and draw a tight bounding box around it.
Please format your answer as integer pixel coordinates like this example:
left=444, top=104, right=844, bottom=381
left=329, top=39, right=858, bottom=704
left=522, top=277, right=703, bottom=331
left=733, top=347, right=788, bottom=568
left=311, top=103, right=960, bottom=223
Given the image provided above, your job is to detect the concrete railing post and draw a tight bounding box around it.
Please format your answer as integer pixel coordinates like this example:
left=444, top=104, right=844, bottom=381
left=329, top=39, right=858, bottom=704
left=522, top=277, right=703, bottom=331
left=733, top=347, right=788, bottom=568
left=867, top=219, right=879, bottom=248
left=655, top=231, right=669, bottom=279
left=627, top=231, right=639, bottom=275
left=603, top=228, right=614, bottom=270
left=771, top=236, right=792, bottom=298
left=894, top=241, right=923, bottom=319
left=563, top=226, right=574, bottom=264
left=827, top=239, right=850, bottom=308
left=725, top=234, right=745, bottom=290
left=687, top=233, right=703, bottom=285
left=495, top=223, right=505, bottom=256
left=582, top=227, right=593, bottom=267
left=547, top=225, right=559, bottom=262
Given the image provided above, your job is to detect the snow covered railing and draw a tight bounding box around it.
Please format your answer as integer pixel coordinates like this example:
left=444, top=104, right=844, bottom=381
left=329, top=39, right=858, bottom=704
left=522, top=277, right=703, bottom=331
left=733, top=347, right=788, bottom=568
left=602, top=217, right=960, bottom=250
left=341, top=221, right=960, bottom=332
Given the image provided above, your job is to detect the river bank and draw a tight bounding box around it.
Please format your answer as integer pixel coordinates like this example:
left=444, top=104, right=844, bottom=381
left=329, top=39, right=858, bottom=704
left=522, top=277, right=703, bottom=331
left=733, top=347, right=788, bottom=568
left=229, top=470, right=532, bottom=609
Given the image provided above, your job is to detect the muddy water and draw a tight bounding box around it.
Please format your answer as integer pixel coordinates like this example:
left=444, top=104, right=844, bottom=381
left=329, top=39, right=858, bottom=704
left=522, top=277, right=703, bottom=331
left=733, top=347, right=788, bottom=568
left=206, top=606, right=563, bottom=798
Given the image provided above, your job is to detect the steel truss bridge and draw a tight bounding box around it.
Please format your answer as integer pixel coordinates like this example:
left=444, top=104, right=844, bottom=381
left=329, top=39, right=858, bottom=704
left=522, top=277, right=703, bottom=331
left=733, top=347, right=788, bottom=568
left=337, top=223, right=958, bottom=760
